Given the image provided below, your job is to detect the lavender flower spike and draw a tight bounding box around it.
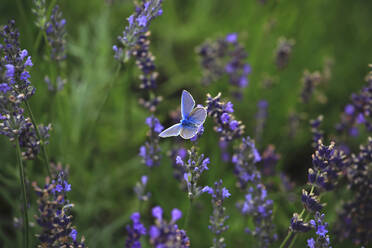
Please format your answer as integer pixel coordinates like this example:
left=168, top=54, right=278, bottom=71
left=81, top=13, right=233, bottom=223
left=149, top=206, right=190, bottom=247
left=33, top=164, right=86, bottom=247
left=114, top=0, right=163, bottom=62
left=204, top=180, right=230, bottom=248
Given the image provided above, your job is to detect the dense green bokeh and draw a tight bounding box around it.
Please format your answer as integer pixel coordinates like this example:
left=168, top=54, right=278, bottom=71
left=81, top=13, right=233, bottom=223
left=0, top=0, right=371, bottom=247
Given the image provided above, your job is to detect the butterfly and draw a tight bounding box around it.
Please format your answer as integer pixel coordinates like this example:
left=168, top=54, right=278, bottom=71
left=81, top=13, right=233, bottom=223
left=159, top=90, right=207, bottom=139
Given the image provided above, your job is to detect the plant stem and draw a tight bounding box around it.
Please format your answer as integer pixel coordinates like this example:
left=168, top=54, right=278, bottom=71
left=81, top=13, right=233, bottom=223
left=183, top=199, right=193, bottom=230
left=24, top=100, right=51, bottom=177
left=87, top=62, right=122, bottom=138
left=15, top=139, right=29, bottom=248
left=279, top=186, right=316, bottom=248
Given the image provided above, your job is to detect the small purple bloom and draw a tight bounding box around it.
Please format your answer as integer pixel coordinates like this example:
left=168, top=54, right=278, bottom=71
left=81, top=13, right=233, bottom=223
left=176, top=156, right=184, bottom=166
left=344, top=104, right=354, bottom=115
left=356, top=113, right=365, bottom=124
left=69, top=229, right=77, bottom=241
left=152, top=206, right=163, bottom=221
left=171, top=208, right=182, bottom=222
left=239, top=76, right=248, bottom=87
left=307, top=238, right=315, bottom=248
left=55, top=184, right=63, bottom=192
left=202, top=186, right=213, bottom=194
left=127, top=15, right=135, bottom=25
left=141, top=175, right=148, bottom=185
left=137, top=15, right=148, bottom=27
left=220, top=113, right=230, bottom=124
left=20, top=49, right=28, bottom=60
left=222, top=187, right=231, bottom=199
left=139, top=146, right=146, bottom=157
left=5, top=64, right=15, bottom=79
left=224, top=102, right=234, bottom=113
left=226, top=33, right=238, bottom=43
left=149, top=226, right=160, bottom=239
left=24, top=56, right=33, bottom=67
left=316, top=224, right=328, bottom=237
left=64, top=181, right=71, bottom=192
left=243, top=64, right=252, bottom=74
left=0, top=83, right=11, bottom=93
left=229, top=120, right=239, bottom=130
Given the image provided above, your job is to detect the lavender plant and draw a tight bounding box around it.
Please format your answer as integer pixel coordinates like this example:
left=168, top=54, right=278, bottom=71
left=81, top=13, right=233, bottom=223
left=335, top=137, right=372, bottom=246
left=197, top=33, right=251, bottom=99
left=280, top=140, right=348, bottom=247
left=307, top=212, right=331, bottom=248
left=0, top=20, right=51, bottom=169
left=33, top=163, right=86, bottom=247
left=0, top=20, right=52, bottom=247
left=203, top=180, right=231, bottom=248
left=232, top=137, right=276, bottom=247
left=113, top=0, right=163, bottom=62
left=336, top=66, right=372, bottom=137
left=139, top=116, right=163, bottom=167
left=44, top=5, right=67, bottom=92
left=125, top=206, right=190, bottom=247
left=176, top=146, right=210, bottom=201
left=206, top=93, right=244, bottom=161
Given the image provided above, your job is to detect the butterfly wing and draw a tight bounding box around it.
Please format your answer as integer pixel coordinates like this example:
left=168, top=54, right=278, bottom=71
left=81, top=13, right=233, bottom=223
left=180, top=126, right=199, bottom=139
left=188, top=107, right=207, bottom=126
left=181, top=90, right=195, bottom=119
left=159, top=123, right=182, bottom=138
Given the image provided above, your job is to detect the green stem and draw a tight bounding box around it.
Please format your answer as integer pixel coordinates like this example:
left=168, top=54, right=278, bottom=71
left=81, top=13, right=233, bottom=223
left=15, top=139, right=29, bottom=248
left=183, top=199, right=193, bottom=229
left=279, top=178, right=318, bottom=248
left=24, top=100, right=51, bottom=177
left=86, top=63, right=122, bottom=139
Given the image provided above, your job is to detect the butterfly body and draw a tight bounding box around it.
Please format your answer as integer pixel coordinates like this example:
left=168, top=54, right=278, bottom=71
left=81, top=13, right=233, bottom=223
left=159, top=90, right=207, bottom=139
left=181, top=117, right=198, bottom=128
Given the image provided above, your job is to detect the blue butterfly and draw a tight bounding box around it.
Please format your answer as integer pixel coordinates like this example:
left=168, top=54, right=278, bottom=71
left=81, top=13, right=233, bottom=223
left=159, top=90, right=207, bottom=139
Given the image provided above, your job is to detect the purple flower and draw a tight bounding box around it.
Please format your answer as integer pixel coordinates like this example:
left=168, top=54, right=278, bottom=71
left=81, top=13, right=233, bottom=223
left=149, top=226, right=160, bottom=239
left=220, top=112, right=230, bottom=124
left=141, top=175, right=148, bottom=185
left=33, top=164, right=85, bottom=246
left=127, top=15, right=135, bottom=25
left=0, top=83, right=11, bottom=93
left=226, top=33, right=238, bottom=43
left=137, top=15, right=148, bottom=26
left=171, top=208, right=182, bottom=222
left=126, top=212, right=146, bottom=247
left=152, top=206, right=163, bottom=220
left=198, top=34, right=251, bottom=94
left=222, top=187, right=231, bottom=199
left=148, top=207, right=189, bottom=247
left=5, top=64, right=15, bottom=79
left=202, top=186, right=213, bottom=194
left=69, top=229, right=77, bottom=241
left=224, top=101, right=234, bottom=113
left=206, top=180, right=230, bottom=248
left=344, top=104, right=354, bottom=115
left=307, top=238, right=315, bottom=248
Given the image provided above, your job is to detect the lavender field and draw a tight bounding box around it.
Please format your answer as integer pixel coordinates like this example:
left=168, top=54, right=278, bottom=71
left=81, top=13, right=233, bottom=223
left=0, top=0, right=371, bottom=247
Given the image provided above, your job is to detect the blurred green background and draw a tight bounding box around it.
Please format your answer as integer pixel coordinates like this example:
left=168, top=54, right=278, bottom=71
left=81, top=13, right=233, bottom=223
left=0, top=0, right=371, bottom=247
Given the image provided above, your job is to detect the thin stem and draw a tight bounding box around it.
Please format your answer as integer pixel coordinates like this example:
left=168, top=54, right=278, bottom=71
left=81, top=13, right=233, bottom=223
left=183, top=199, right=193, bottom=230
left=86, top=62, right=122, bottom=139
left=24, top=100, right=51, bottom=177
left=279, top=179, right=317, bottom=248
left=15, top=139, right=29, bottom=248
